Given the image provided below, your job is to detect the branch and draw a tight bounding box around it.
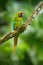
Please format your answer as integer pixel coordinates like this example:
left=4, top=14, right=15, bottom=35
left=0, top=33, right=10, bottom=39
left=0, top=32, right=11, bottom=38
left=0, top=2, right=43, bottom=44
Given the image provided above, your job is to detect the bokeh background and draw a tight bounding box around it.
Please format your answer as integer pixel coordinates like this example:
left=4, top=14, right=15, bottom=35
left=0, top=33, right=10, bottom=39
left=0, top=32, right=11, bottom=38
left=0, top=0, right=43, bottom=65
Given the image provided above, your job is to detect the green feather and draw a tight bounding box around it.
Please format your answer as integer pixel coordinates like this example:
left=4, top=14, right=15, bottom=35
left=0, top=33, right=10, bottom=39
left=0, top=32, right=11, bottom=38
left=13, top=13, right=23, bottom=30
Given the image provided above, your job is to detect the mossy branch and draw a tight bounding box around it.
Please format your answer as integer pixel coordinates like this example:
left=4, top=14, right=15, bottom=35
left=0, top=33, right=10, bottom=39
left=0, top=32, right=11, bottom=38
left=0, top=2, right=43, bottom=44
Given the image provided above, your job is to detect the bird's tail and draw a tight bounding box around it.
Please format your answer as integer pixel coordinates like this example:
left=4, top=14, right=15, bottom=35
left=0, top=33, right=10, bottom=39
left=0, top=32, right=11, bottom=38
left=14, top=36, right=18, bottom=53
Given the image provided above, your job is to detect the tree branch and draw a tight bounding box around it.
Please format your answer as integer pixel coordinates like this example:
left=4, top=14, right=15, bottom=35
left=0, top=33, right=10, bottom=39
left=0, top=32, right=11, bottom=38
left=0, top=2, right=43, bottom=44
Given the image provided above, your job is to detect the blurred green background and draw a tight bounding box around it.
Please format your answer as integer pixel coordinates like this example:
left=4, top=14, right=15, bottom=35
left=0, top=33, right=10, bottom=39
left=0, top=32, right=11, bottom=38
left=0, top=0, right=43, bottom=65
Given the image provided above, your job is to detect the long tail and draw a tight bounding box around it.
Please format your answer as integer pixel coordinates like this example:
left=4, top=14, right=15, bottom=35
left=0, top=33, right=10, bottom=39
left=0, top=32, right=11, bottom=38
left=14, top=36, right=18, bottom=53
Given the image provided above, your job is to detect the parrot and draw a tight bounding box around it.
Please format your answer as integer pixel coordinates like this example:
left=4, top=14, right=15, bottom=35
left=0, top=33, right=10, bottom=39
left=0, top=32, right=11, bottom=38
left=13, top=11, right=24, bottom=53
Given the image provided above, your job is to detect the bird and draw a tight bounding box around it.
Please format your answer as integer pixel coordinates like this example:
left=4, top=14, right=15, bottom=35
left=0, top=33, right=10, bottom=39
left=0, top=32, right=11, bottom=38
left=13, top=11, right=24, bottom=53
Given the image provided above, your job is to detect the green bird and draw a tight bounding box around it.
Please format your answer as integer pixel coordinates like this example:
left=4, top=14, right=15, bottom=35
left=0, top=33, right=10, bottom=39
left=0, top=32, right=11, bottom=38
left=13, top=11, right=24, bottom=53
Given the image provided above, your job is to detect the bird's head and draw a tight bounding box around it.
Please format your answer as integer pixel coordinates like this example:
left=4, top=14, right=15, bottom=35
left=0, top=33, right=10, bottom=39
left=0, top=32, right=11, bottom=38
left=18, top=11, right=24, bottom=18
